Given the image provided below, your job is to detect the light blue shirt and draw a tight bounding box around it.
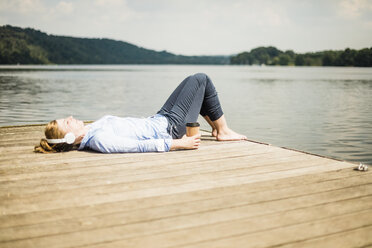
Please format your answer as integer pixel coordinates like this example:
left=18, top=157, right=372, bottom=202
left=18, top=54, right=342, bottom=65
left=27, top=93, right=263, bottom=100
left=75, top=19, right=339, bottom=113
left=78, top=114, right=173, bottom=153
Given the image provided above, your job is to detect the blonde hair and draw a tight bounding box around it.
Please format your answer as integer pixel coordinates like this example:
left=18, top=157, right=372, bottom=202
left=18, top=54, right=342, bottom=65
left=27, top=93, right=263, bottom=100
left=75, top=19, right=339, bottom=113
left=34, top=120, right=74, bottom=153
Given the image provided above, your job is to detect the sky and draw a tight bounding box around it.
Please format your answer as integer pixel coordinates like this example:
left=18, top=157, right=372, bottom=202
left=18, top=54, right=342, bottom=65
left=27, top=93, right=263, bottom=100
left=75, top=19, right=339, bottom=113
left=1, top=0, right=372, bottom=55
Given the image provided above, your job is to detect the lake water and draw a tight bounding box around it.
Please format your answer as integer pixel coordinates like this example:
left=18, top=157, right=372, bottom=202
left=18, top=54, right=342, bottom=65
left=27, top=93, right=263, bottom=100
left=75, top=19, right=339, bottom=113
left=0, top=65, right=371, bottom=165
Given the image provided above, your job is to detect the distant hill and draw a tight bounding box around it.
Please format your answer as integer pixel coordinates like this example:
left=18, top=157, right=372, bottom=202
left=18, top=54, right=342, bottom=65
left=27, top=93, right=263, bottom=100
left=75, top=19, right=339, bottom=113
left=230, top=46, right=372, bottom=67
left=2, top=25, right=370, bottom=66
left=0, top=25, right=229, bottom=65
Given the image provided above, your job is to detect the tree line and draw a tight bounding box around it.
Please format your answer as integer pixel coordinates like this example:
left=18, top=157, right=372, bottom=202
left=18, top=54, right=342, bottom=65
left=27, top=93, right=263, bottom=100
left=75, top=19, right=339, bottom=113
left=0, top=25, right=229, bottom=65
left=230, top=46, right=372, bottom=67
left=1, top=25, right=371, bottom=66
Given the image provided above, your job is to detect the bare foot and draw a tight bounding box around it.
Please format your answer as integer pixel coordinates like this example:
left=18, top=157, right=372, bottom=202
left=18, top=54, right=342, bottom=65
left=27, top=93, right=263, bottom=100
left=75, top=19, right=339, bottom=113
left=216, top=128, right=247, bottom=141
left=212, top=129, right=217, bottom=137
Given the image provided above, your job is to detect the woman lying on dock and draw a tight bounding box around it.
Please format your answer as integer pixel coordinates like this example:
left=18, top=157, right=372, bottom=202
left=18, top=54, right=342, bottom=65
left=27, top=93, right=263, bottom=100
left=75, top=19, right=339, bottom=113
left=35, top=73, right=247, bottom=153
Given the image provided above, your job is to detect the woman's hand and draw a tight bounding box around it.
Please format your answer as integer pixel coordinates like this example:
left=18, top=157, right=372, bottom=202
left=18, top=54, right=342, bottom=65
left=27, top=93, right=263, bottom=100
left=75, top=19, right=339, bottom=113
left=170, top=133, right=201, bottom=150
left=181, top=134, right=201, bottom=149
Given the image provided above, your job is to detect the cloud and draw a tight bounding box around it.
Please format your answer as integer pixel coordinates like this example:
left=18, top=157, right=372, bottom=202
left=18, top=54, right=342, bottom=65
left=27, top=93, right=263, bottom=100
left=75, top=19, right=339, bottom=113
left=72, top=0, right=138, bottom=27
left=54, top=1, right=74, bottom=15
left=0, top=0, right=46, bottom=14
left=338, top=0, right=372, bottom=19
left=94, top=0, right=124, bottom=7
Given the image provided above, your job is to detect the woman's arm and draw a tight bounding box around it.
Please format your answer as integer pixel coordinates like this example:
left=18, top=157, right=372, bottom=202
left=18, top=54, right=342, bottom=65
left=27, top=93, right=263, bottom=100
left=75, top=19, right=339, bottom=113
left=87, top=131, right=172, bottom=153
left=86, top=131, right=200, bottom=153
left=170, top=134, right=201, bottom=150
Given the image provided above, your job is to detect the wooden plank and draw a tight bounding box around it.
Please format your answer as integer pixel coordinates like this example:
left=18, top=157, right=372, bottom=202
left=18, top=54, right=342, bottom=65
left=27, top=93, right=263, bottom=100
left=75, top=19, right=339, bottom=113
left=0, top=145, right=34, bottom=153
left=0, top=127, right=44, bottom=136
left=0, top=157, right=354, bottom=210
left=2, top=172, right=370, bottom=227
left=0, top=151, right=304, bottom=195
left=1, top=187, right=371, bottom=248
left=0, top=160, right=356, bottom=215
left=0, top=148, right=288, bottom=186
left=0, top=168, right=360, bottom=228
left=81, top=209, right=372, bottom=248
left=279, top=225, right=372, bottom=248
left=0, top=175, right=371, bottom=242
left=0, top=147, right=299, bottom=185
left=172, top=210, right=372, bottom=248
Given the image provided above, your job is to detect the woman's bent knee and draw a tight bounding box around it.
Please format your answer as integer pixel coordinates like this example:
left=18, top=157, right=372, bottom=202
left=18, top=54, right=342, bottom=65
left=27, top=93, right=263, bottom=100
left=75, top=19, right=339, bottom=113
left=194, top=73, right=208, bottom=80
left=190, top=73, right=208, bottom=87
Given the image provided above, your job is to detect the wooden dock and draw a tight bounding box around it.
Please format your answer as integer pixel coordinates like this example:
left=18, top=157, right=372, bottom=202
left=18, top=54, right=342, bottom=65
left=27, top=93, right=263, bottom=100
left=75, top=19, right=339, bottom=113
left=0, top=124, right=371, bottom=248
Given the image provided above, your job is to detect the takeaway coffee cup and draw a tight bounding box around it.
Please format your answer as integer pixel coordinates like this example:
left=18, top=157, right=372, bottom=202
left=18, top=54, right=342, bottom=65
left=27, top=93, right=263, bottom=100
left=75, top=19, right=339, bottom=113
left=186, top=122, right=200, bottom=137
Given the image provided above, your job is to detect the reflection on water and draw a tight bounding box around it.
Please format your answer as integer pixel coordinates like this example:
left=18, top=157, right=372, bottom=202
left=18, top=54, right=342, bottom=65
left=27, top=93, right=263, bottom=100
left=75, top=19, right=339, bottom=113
left=1, top=65, right=371, bottom=165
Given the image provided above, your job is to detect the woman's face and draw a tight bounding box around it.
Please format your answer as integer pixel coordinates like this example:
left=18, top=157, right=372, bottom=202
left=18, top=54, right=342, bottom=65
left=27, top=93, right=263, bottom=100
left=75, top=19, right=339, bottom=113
left=56, top=116, right=85, bottom=136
